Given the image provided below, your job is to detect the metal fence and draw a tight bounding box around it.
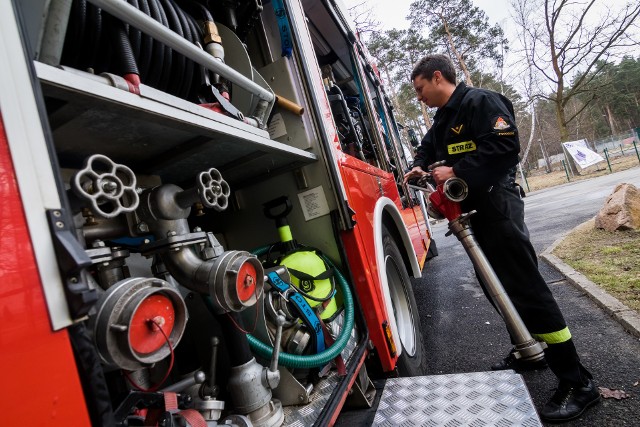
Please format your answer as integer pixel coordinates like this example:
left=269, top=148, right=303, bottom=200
left=592, top=129, right=640, bottom=155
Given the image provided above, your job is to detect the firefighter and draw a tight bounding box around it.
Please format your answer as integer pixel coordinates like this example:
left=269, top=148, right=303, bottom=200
left=403, top=54, right=599, bottom=423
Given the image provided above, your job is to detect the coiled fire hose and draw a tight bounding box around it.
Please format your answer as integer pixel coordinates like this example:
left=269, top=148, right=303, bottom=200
left=247, top=245, right=355, bottom=369
left=63, top=0, right=208, bottom=100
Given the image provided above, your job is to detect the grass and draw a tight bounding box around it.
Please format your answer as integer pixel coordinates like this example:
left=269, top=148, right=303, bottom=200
left=525, top=154, right=640, bottom=314
left=552, top=219, right=640, bottom=314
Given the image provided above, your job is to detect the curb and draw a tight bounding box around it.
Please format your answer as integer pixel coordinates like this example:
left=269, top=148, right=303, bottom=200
left=540, top=222, right=640, bottom=340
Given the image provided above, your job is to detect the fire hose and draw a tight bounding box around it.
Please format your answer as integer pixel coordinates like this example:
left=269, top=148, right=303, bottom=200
left=414, top=166, right=546, bottom=364
left=247, top=246, right=355, bottom=369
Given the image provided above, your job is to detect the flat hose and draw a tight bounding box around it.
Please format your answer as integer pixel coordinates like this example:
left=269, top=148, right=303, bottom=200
left=246, top=246, right=355, bottom=369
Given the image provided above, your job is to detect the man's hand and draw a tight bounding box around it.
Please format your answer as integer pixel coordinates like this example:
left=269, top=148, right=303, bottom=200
left=431, top=166, right=455, bottom=185
left=403, top=166, right=428, bottom=185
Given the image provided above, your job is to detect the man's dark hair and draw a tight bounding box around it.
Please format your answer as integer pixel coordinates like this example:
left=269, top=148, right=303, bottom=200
left=411, top=55, right=456, bottom=84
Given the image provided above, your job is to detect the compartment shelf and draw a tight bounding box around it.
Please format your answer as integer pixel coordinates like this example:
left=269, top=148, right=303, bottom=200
left=35, top=62, right=317, bottom=187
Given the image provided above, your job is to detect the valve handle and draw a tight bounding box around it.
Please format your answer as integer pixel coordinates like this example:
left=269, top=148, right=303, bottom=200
left=262, top=196, right=293, bottom=228
left=72, top=154, right=139, bottom=218
left=264, top=311, right=285, bottom=389
left=196, top=168, right=230, bottom=212
left=270, top=312, right=286, bottom=374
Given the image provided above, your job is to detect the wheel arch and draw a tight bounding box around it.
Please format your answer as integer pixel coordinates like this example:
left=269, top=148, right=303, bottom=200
left=372, top=197, right=422, bottom=358
left=373, top=197, right=421, bottom=279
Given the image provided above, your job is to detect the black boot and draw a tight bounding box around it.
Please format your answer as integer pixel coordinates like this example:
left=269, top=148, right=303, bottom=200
left=540, top=379, right=600, bottom=422
left=491, top=348, right=548, bottom=372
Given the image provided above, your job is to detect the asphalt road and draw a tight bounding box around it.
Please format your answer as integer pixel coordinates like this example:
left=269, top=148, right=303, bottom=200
left=414, top=167, right=640, bottom=426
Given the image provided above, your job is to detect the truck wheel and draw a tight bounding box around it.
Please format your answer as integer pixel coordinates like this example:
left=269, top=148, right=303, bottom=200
left=426, top=238, right=438, bottom=260
left=382, top=226, right=427, bottom=376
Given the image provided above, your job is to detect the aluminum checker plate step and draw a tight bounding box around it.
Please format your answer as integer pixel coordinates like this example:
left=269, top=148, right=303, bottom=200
left=374, top=370, right=542, bottom=426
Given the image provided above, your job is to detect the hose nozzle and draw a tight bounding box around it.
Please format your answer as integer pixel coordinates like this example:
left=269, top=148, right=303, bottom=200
left=442, top=177, right=468, bottom=202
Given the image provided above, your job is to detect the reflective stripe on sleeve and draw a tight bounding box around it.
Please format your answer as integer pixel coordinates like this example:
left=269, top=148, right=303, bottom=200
left=532, top=327, right=572, bottom=344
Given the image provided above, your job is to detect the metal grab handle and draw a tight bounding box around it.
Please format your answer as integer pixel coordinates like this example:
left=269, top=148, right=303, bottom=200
left=72, top=154, right=139, bottom=218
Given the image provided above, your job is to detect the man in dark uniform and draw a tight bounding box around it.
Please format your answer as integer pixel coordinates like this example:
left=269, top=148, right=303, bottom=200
left=403, top=54, right=599, bottom=423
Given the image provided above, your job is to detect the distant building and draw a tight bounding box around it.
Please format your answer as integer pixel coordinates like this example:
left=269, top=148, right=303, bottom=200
left=537, top=153, right=565, bottom=168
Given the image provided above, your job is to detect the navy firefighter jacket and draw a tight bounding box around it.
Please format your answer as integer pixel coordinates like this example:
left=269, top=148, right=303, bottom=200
left=412, top=82, right=520, bottom=190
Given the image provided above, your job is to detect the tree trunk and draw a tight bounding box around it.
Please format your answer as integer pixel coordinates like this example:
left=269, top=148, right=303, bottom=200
left=539, top=138, right=552, bottom=173
left=605, top=104, right=618, bottom=135
left=555, top=99, right=569, bottom=142
left=381, top=66, right=401, bottom=114
left=419, top=101, right=432, bottom=130
left=519, top=103, right=537, bottom=165
left=440, top=15, right=474, bottom=87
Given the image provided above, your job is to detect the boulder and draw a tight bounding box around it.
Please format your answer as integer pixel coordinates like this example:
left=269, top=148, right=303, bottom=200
left=595, top=183, right=640, bottom=231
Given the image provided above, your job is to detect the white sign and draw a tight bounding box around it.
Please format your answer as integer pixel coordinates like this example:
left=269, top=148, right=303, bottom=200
left=267, top=113, right=287, bottom=139
left=562, top=139, right=604, bottom=169
left=298, top=186, right=330, bottom=221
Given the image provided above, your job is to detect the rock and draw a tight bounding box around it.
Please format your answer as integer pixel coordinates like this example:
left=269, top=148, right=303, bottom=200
left=595, top=183, right=640, bottom=231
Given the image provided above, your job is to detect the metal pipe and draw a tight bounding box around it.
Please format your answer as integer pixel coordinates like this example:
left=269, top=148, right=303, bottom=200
left=160, top=244, right=210, bottom=294
left=448, top=215, right=545, bottom=362
left=38, top=0, right=73, bottom=65
left=275, top=95, right=304, bottom=116
left=87, top=0, right=274, bottom=102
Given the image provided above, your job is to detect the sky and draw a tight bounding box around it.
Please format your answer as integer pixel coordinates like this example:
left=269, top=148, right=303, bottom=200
left=339, top=0, right=512, bottom=33
left=339, top=0, right=633, bottom=43
left=338, top=0, right=636, bottom=94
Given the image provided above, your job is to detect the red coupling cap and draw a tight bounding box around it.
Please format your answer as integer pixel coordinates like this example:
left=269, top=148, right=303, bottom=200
left=123, top=73, right=141, bottom=95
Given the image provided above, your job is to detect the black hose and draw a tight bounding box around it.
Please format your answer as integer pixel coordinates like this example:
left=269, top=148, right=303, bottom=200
left=216, top=312, right=254, bottom=366
left=61, top=0, right=208, bottom=101
left=85, top=3, right=103, bottom=70
left=183, top=11, right=202, bottom=101
left=134, top=0, right=153, bottom=78
left=169, top=0, right=195, bottom=98
left=68, top=323, right=116, bottom=427
left=144, top=0, right=165, bottom=88
left=126, top=0, right=142, bottom=59
left=159, top=0, right=184, bottom=96
left=61, top=0, right=84, bottom=65
left=109, top=17, right=139, bottom=76
left=153, top=0, right=174, bottom=90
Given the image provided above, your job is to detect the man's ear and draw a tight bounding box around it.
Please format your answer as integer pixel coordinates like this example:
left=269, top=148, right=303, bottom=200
left=432, top=70, right=442, bottom=82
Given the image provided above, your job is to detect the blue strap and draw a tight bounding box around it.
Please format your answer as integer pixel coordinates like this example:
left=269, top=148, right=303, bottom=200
left=267, top=271, right=324, bottom=353
left=289, top=293, right=324, bottom=353
left=267, top=270, right=290, bottom=293
left=271, top=0, right=293, bottom=58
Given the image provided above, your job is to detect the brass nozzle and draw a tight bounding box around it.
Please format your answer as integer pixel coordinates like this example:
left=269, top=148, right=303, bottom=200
left=204, top=21, right=222, bottom=44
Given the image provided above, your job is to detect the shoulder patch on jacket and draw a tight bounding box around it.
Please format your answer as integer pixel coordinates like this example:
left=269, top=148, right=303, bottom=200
left=493, top=116, right=511, bottom=130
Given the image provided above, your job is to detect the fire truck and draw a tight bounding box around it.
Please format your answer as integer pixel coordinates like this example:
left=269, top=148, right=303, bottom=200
left=0, top=0, right=540, bottom=425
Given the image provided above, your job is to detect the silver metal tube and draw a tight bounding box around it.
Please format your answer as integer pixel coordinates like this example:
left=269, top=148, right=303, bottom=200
left=39, top=0, right=73, bottom=65
left=449, top=216, right=545, bottom=361
left=161, top=242, right=209, bottom=294
left=87, top=0, right=274, bottom=102
left=161, top=370, right=206, bottom=393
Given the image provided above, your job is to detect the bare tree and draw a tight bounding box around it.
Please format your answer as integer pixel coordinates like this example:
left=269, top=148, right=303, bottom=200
left=346, top=1, right=381, bottom=39
left=524, top=0, right=640, bottom=142
left=510, top=0, right=545, bottom=168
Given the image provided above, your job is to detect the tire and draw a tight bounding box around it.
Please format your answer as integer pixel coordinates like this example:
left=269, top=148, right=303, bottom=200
left=426, top=238, right=438, bottom=261
left=382, top=225, right=427, bottom=376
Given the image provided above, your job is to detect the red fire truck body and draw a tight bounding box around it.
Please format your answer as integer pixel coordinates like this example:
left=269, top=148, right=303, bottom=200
left=0, top=0, right=435, bottom=425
